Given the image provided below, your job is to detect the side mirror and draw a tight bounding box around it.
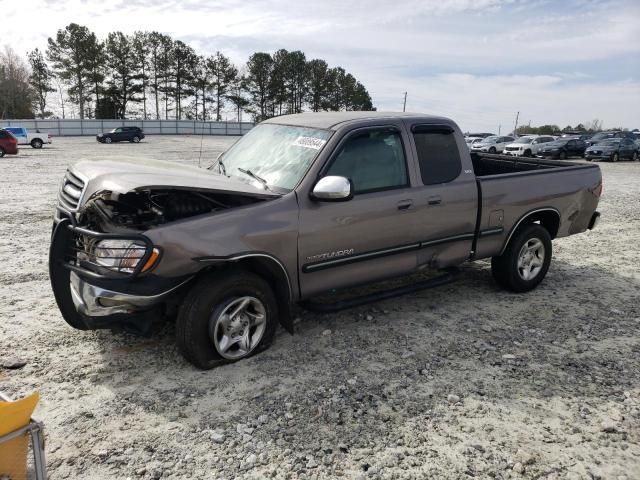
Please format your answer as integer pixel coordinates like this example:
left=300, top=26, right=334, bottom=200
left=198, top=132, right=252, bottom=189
left=310, top=176, right=353, bottom=202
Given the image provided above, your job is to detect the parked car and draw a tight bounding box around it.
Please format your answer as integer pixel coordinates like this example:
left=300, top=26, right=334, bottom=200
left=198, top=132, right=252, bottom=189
left=96, top=126, right=145, bottom=144
left=471, top=135, right=515, bottom=153
left=2, top=127, right=51, bottom=149
left=502, top=135, right=555, bottom=157
left=50, top=112, right=602, bottom=369
left=537, top=137, right=587, bottom=159
left=465, top=136, right=484, bottom=149
left=585, top=131, right=636, bottom=147
left=466, top=132, right=494, bottom=139
left=0, top=129, right=19, bottom=157
left=584, top=138, right=638, bottom=162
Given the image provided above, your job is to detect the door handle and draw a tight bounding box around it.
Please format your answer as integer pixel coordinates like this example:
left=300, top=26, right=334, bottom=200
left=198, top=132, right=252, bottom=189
left=428, top=196, right=442, bottom=206
left=397, top=199, right=413, bottom=210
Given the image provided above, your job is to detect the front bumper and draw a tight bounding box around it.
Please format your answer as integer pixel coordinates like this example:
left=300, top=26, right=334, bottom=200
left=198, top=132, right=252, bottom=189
left=69, top=271, right=188, bottom=317
left=50, top=216, right=190, bottom=331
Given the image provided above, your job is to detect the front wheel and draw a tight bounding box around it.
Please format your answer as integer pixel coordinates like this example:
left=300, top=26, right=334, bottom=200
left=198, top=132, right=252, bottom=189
left=176, top=270, right=278, bottom=369
left=491, top=224, right=552, bottom=293
left=632, top=151, right=639, bottom=162
left=105, top=137, right=112, bottom=144
left=489, top=147, right=496, bottom=154
left=0, top=147, right=5, bottom=158
left=559, top=150, right=567, bottom=160
left=31, top=139, right=43, bottom=149
left=612, top=152, right=619, bottom=162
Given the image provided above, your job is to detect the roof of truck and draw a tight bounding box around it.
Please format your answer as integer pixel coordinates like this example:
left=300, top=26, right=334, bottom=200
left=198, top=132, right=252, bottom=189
left=263, top=111, right=454, bottom=130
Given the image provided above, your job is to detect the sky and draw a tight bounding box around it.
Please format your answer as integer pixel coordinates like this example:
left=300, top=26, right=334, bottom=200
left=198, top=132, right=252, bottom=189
left=3, top=0, right=640, bottom=132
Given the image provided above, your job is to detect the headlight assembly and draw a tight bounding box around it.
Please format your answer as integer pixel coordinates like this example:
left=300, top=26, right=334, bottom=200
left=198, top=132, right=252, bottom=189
left=92, top=239, right=159, bottom=273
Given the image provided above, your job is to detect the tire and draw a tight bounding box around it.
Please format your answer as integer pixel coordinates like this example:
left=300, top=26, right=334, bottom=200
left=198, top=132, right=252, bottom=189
left=612, top=152, right=618, bottom=162
left=489, top=147, right=496, bottom=154
left=491, top=224, right=552, bottom=293
left=105, top=137, right=112, bottom=144
left=558, top=150, right=566, bottom=160
left=632, top=151, right=639, bottom=162
left=524, top=149, right=532, bottom=157
left=31, top=138, right=43, bottom=149
left=132, top=136, right=140, bottom=143
left=176, top=270, right=278, bottom=369
left=0, top=147, right=5, bottom=158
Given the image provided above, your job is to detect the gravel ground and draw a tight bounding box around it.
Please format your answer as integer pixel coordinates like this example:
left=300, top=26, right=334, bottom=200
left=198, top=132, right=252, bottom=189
left=1, top=136, right=638, bottom=480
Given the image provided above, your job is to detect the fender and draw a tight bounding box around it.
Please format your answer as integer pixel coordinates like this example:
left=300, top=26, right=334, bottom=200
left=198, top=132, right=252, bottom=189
left=500, top=207, right=561, bottom=255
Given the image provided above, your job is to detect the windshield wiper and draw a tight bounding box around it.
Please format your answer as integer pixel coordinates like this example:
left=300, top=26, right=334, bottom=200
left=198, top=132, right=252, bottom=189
left=237, top=168, right=275, bottom=193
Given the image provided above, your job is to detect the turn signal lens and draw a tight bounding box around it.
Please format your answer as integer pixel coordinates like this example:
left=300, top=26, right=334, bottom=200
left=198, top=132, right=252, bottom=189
left=142, top=248, right=161, bottom=272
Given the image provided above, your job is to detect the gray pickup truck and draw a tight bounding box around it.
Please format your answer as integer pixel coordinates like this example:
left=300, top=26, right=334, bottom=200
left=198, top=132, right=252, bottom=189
left=50, top=112, right=602, bottom=369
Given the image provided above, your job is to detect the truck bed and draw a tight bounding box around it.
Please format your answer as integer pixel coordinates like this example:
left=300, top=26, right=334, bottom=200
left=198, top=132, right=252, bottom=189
left=469, top=153, right=601, bottom=261
left=471, top=152, right=577, bottom=176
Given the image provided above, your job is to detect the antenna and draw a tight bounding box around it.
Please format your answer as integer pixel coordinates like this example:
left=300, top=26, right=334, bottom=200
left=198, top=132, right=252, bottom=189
left=513, top=111, right=520, bottom=135
left=402, top=92, right=407, bottom=112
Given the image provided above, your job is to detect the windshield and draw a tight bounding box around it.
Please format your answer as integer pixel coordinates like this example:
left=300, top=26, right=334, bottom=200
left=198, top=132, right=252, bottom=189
left=598, top=139, right=620, bottom=146
left=480, top=136, right=498, bottom=144
left=218, top=124, right=333, bottom=193
left=514, top=137, right=534, bottom=144
left=591, top=132, right=612, bottom=141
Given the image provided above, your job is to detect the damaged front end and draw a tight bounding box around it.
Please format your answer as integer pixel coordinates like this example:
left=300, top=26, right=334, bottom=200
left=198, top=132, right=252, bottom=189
left=50, top=162, right=275, bottom=334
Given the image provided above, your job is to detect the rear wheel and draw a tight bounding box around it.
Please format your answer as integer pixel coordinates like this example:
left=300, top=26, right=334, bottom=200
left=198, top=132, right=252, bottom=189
left=612, top=152, right=619, bottom=162
left=632, top=151, right=639, bottom=162
left=176, top=270, right=278, bottom=369
left=31, top=138, right=43, bottom=149
left=0, top=147, right=5, bottom=158
left=491, top=224, right=552, bottom=293
left=558, top=150, right=567, bottom=160
left=132, top=136, right=140, bottom=143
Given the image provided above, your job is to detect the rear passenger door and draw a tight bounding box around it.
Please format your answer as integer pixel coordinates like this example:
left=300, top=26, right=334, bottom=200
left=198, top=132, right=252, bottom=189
left=407, top=124, right=478, bottom=269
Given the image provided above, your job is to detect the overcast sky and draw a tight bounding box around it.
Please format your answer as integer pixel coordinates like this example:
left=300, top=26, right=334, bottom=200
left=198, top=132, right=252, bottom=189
left=5, top=0, right=640, bottom=131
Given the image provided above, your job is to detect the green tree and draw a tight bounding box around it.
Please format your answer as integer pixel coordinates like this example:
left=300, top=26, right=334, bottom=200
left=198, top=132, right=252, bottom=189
left=207, top=51, right=238, bottom=121
left=27, top=48, right=55, bottom=117
left=47, top=23, right=100, bottom=119
left=245, top=52, right=274, bottom=121
left=0, top=46, right=35, bottom=118
left=132, top=31, right=150, bottom=119
left=306, top=59, right=328, bottom=112
left=105, top=32, right=143, bottom=118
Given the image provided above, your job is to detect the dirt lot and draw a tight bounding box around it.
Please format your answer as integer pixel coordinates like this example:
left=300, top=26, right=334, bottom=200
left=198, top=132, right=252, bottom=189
left=1, top=136, right=638, bottom=480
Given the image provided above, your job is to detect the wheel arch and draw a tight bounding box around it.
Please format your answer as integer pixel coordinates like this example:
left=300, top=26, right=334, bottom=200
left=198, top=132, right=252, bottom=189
left=195, top=253, right=295, bottom=333
left=500, top=208, right=560, bottom=255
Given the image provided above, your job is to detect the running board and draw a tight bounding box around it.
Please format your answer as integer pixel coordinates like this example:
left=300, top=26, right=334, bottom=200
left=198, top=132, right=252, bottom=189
left=300, top=269, right=459, bottom=313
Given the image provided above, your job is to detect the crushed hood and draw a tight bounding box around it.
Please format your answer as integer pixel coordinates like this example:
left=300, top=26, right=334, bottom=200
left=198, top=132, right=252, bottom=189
left=71, top=157, right=278, bottom=201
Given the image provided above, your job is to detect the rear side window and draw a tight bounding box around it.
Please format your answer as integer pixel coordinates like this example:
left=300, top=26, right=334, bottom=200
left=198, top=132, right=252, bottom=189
left=326, top=130, right=408, bottom=194
left=413, top=128, right=462, bottom=185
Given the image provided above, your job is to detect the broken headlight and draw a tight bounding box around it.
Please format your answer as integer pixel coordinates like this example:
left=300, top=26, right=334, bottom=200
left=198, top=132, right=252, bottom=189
left=92, top=239, right=158, bottom=273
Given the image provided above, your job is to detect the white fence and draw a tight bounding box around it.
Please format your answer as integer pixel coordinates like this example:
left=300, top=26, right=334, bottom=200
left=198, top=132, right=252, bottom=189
left=0, top=119, right=255, bottom=136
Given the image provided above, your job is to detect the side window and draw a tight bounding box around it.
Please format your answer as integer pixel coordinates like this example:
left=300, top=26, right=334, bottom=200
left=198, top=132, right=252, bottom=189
left=325, top=130, right=408, bottom=194
left=114, top=128, right=123, bottom=133
left=413, top=128, right=462, bottom=185
left=567, top=140, right=575, bottom=147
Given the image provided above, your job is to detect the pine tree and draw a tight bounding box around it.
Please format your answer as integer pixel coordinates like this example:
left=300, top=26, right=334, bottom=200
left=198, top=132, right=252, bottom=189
left=206, top=52, right=238, bottom=121
left=105, top=32, right=143, bottom=118
left=27, top=48, right=55, bottom=117
left=47, top=23, right=100, bottom=119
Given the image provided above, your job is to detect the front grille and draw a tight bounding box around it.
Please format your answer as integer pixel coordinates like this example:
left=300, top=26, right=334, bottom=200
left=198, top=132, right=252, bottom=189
left=505, top=147, right=520, bottom=151
left=58, top=170, right=86, bottom=211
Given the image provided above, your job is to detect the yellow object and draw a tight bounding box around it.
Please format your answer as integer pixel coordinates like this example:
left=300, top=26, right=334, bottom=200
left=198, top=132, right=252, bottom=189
left=0, top=392, right=39, bottom=480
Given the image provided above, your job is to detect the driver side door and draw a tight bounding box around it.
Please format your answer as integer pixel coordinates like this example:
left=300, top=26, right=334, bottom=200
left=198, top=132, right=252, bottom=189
left=297, top=125, right=421, bottom=298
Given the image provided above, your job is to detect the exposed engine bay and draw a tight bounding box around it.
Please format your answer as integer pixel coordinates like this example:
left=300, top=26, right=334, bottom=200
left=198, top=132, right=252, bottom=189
left=81, top=188, right=266, bottom=231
